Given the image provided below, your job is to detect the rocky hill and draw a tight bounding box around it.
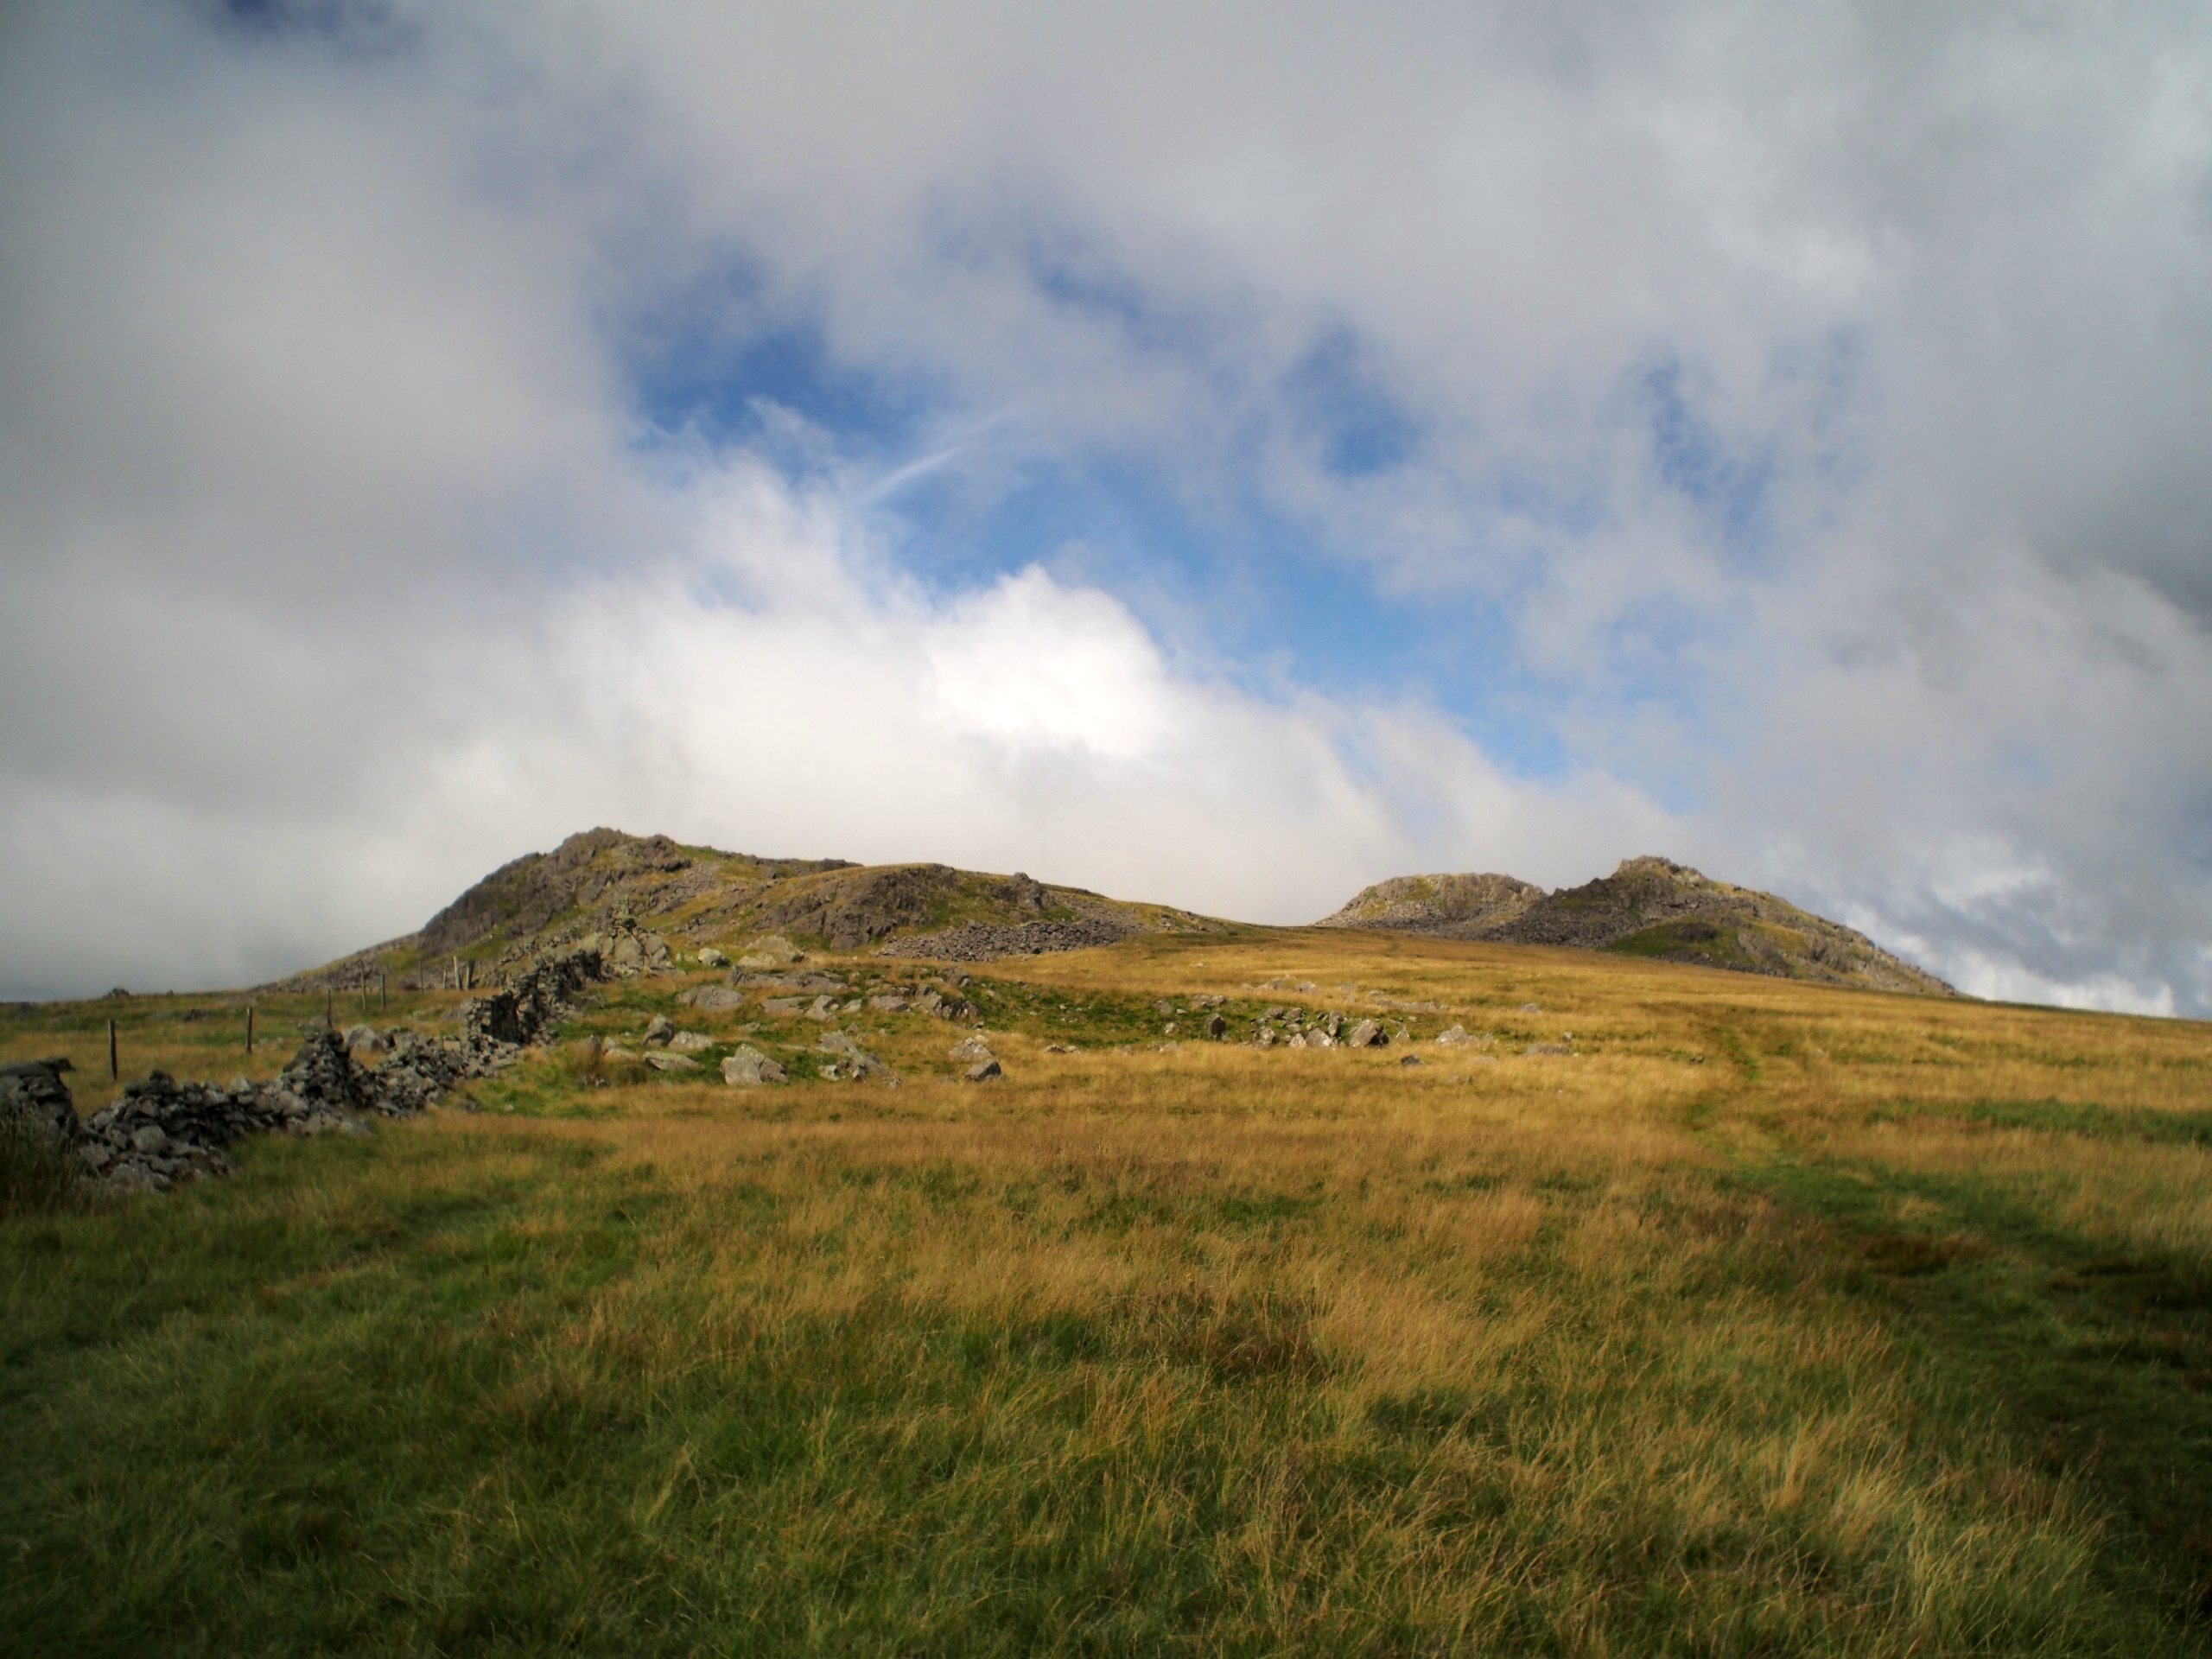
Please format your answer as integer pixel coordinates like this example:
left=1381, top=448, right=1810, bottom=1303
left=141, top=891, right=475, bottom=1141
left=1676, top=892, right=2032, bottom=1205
left=275, top=829, right=1223, bottom=990
left=1319, top=856, right=1953, bottom=995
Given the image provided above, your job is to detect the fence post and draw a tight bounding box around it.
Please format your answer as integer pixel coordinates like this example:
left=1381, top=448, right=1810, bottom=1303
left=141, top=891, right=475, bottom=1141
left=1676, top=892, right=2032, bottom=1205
left=107, top=1018, right=118, bottom=1082
left=246, top=1002, right=255, bottom=1056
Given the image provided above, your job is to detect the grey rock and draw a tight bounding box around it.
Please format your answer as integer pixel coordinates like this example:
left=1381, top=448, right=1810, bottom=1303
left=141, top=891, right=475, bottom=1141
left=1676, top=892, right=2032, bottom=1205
left=949, top=1036, right=995, bottom=1063
left=1524, top=1042, right=1573, bottom=1057
left=963, top=1058, right=1003, bottom=1083
left=868, top=994, right=909, bottom=1014
left=818, top=1028, right=896, bottom=1083
left=721, top=1046, right=788, bottom=1087
left=668, top=1031, right=714, bottom=1053
left=1345, top=1019, right=1385, bottom=1047
left=684, top=986, right=747, bottom=1014
left=642, top=1014, right=676, bottom=1046
left=644, top=1052, right=702, bottom=1073
left=737, top=934, right=804, bottom=968
left=1204, top=1014, right=1228, bottom=1039
left=0, top=1058, right=81, bottom=1149
left=1399, top=1054, right=1423, bottom=1067
left=697, top=947, right=728, bottom=968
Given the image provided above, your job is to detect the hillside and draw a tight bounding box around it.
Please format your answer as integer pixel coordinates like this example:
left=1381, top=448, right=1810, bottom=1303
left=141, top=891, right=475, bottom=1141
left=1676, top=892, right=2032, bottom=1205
left=1320, top=855, right=1953, bottom=995
left=275, top=828, right=1225, bottom=989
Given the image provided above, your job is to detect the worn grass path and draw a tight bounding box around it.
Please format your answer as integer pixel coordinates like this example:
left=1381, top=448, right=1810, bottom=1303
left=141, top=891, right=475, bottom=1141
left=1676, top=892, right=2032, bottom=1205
left=5, top=933, right=2210, bottom=1654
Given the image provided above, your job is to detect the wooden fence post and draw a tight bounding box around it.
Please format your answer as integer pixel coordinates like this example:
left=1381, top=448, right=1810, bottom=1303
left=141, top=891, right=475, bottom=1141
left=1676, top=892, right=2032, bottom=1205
left=246, top=1003, right=255, bottom=1056
left=107, top=1018, right=118, bottom=1081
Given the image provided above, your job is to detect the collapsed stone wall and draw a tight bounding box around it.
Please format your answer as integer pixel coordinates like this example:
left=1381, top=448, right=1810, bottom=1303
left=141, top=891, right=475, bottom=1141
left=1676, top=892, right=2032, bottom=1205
left=0, top=947, right=603, bottom=1195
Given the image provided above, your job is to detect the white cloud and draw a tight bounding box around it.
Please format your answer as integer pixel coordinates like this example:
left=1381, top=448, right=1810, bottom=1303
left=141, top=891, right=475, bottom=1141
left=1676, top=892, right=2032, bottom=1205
left=3, top=1, right=2209, bottom=1016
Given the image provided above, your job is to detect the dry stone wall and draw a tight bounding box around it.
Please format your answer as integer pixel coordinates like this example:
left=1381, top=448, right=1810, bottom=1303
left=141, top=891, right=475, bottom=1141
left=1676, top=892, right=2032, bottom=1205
left=4, top=948, right=605, bottom=1195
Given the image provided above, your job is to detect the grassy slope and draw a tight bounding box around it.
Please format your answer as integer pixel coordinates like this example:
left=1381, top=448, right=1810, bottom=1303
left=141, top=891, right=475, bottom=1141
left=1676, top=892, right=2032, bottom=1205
left=5, top=935, right=2211, bottom=1655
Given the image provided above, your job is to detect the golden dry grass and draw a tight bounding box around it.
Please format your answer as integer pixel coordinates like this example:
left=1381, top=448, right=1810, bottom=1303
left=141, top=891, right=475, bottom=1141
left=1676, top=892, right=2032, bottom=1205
left=5, top=930, right=2211, bottom=1653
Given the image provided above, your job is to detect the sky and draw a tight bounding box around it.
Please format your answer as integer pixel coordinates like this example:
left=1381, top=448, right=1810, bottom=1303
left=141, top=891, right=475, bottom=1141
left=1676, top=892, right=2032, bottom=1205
left=2, top=0, right=2209, bottom=1014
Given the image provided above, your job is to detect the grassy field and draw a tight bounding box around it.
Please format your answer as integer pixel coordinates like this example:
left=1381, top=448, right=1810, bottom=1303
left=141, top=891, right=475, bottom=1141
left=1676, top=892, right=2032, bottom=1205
left=5, top=930, right=2211, bottom=1655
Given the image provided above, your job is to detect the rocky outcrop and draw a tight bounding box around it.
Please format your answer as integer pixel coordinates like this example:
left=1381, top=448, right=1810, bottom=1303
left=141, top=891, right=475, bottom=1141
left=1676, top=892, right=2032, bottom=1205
left=272, top=833, right=1206, bottom=990
left=1317, top=873, right=1543, bottom=938
left=1318, top=856, right=1954, bottom=996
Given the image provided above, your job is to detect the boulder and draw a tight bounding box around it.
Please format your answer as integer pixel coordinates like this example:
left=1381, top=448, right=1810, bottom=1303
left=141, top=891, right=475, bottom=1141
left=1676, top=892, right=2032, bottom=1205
left=868, top=994, right=910, bottom=1013
left=818, top=1029, right=896, bottom=1083
left=1433, top=1025, right=1470, bottom=1046
left=1204, top=1014, right=1228, bottom=1039
left=642, top=1014, right=675, bottom=1047
left=644, top=1052, right=702, bottom=1073
left=1345, top=1019, right=1385, bottom=1048
left=668, top=1031, right=714, bottom=1052
left=737, top=934, right=804, bottom=968
left=685, top=986, right=747, bottom=1014
left=949, top=1036, right=995, bottom=1063
left=721, top=1046, right=788, bottom=1087
left=963, top=1058, right=1003, bottom=1084
left=697, top=947, right=728, bottom=968
left=342, top=1024, right=389, bottom=1054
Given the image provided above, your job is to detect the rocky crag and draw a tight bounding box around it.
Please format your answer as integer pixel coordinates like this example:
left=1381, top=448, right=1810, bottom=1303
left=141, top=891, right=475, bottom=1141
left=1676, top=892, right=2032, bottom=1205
left=1319, top=856, right=1953, bottom=995
left=2, top=948, right=605, bottom=1192
left=277, top=830, right=1216, bottom=991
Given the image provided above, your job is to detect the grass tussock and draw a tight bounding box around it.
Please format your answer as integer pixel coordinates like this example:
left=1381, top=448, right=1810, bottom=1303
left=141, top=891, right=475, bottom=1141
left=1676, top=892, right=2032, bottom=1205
left=3, top=933, right=2211, bottom=1653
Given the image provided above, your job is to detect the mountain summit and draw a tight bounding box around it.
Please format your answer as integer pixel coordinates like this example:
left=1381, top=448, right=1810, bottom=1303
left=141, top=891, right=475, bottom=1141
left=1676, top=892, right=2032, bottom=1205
left=1319, top=856, right=1953, bottom=995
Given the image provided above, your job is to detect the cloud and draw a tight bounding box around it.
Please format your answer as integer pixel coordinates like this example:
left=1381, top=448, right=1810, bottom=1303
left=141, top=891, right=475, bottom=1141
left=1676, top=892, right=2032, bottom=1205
left=2, top=1, right=2209, bottom=1016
